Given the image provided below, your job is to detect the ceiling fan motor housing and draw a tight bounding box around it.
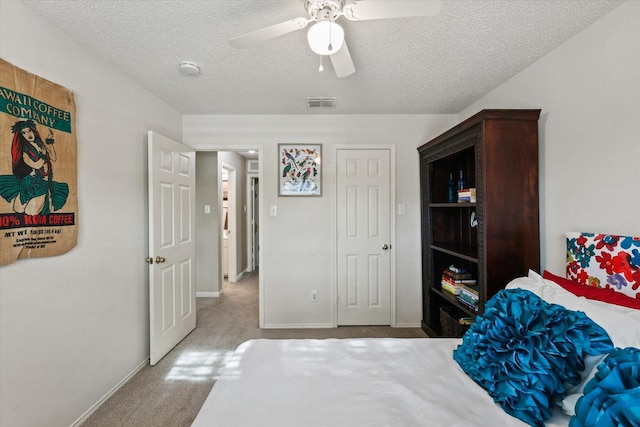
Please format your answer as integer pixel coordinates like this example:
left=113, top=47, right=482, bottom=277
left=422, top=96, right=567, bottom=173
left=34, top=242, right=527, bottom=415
left=305, top=0, right=343, bottom=21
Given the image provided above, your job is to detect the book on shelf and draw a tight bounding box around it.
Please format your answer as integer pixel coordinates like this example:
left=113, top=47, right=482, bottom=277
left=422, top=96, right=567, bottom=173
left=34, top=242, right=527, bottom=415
left=459, top=282, right=479, bottom=297
left=443, top=266, right=474, bottom=281
left=442, top=275, right=477, bottom=285
left=457, top=280, right=479, bottom=307
left=441, top=279, right=460, bottom=295
left=457, top=294, right=479, bottom=311
left=458, top=296, right=478, bottom=309
left=457, top=188, right=476, bottom=203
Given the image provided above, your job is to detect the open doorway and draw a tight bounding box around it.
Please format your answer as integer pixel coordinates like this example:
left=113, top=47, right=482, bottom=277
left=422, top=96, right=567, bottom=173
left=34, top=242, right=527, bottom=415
left=194, top=146, right=264, bottom=327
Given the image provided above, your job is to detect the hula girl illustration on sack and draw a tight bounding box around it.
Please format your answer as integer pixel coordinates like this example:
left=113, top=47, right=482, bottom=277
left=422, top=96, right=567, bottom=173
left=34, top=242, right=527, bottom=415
left=0, top=119, right=69, bottom=215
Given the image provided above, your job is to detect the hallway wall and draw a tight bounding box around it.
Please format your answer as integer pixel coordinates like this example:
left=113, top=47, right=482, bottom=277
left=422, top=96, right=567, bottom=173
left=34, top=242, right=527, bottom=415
left=196, top=152, right=220, bottom=294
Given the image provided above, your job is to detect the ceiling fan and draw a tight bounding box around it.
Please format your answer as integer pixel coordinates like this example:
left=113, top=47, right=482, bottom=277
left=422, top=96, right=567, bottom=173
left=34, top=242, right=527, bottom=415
left=228, top=0, right=443, bottom=78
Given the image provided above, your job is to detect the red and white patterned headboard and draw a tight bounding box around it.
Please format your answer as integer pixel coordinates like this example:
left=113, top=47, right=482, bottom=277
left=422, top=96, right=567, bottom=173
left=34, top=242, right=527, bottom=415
left=566, top=232, right=640, bottom=300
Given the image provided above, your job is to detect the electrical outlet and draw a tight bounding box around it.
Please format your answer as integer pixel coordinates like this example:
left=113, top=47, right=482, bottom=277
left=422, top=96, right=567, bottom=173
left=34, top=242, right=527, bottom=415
left=311, top=290, right=318, bottom=302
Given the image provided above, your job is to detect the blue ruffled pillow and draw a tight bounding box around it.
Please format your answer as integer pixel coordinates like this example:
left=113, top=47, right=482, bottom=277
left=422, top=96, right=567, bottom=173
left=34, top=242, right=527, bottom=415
left=453, top=288, right=614, bottom=427
left=570, top=347, right=640, bottom=427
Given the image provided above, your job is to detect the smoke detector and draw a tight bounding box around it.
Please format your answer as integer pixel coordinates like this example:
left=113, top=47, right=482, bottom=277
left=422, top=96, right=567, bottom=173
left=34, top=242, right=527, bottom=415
left=178, top=61, right=200, bottom=76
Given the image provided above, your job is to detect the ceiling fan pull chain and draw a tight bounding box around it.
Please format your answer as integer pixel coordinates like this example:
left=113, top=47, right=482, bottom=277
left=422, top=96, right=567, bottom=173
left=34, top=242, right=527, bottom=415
left=327, top=17, right=333, bottom=52
left=319, top=55, right=324, bottom=72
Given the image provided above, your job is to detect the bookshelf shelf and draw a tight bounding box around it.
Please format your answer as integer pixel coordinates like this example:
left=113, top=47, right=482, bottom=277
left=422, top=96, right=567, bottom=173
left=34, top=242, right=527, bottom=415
left=430, top=286, right=477, bottom=317
left=430, top=243, right=478, bottom=262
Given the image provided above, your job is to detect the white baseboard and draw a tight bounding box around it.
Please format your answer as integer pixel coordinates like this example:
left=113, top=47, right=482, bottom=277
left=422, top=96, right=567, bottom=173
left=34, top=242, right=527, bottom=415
left=264, top=322, right=422, bottom=329
left=394, top=322, right=422, bottom=328
left=263, top=321, right=422, bottom=329
left=228, top=269, right=246, bottom=283
left=69, top=357, right=148, bottom=427
left=196, top=291, right=221, bottom=298
left=263, top=323, right=335, bottom=329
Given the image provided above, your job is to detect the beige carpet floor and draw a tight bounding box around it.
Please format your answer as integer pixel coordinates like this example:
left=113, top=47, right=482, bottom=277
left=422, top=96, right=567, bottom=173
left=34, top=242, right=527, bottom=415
left=81, top=270, right=427, bottom=426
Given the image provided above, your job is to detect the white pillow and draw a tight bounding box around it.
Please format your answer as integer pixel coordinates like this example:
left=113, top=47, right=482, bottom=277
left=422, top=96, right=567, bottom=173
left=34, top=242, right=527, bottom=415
left=560, top=354, right=605, bottom=416
left=506, top=270, right=640, bottom=417
left=506, top=270, right=640, bottom=348
left=560, top=393, right=581, bottom=417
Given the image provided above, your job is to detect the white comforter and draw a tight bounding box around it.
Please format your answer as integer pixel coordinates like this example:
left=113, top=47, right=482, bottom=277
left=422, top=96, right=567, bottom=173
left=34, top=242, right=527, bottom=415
left=191, top=337, right=570, bottom=427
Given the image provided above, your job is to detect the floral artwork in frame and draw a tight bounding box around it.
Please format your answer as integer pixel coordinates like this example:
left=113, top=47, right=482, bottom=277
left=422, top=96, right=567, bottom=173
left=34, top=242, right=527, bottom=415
left=278, top=144, right=322, bottom=196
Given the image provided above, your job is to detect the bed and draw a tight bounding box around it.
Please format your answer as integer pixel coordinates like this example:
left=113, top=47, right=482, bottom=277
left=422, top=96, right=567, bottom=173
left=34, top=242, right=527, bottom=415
left=192, top=232, right=640, bottom=427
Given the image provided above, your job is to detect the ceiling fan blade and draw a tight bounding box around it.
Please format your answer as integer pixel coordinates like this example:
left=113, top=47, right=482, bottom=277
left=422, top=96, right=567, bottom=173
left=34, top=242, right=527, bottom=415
left=330, top=41, right=355, bottom=78
left=343, top=0, right=442, bottom=21
left=229, top=17, right=309, bottom=49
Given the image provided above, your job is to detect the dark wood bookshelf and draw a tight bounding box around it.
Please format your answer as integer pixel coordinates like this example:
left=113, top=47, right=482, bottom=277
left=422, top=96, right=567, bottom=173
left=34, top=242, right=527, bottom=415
left=417, top=109, right=541, bottom=337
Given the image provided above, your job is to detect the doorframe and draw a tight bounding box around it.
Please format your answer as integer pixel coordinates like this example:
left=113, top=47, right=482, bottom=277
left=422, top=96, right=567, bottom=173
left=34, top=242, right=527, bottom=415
left=189, top=143, right=265, bottom=328
left=246, top=174, right=259, bottom=272
left=221, top=163, right=237, bottom=282
left=332, top=144, right=397, bottom=327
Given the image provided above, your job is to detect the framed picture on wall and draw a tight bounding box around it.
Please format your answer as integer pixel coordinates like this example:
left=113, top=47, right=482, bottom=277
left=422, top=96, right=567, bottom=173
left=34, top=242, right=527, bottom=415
left=278, top=144, right=322, bottom=196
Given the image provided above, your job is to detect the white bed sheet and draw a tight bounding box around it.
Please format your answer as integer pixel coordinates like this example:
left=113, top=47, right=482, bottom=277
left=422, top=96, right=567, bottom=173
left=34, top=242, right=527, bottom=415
left=191, top=337, right=570, bottom=427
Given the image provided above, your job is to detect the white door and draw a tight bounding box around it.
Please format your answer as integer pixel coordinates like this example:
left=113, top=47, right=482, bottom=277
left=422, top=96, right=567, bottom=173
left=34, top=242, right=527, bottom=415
left=148, top=131, right=196, bottom=365
left=337, top=149, right=391, bottom=325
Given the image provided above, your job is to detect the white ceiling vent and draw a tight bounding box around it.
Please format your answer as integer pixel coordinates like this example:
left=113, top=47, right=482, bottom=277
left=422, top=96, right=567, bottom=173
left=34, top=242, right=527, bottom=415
left=307, top=97, right=337, bottom=108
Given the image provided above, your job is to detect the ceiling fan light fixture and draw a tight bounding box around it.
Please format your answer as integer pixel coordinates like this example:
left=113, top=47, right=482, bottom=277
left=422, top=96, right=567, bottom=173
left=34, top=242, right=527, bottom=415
left=307, top=20, right=344, bottom=56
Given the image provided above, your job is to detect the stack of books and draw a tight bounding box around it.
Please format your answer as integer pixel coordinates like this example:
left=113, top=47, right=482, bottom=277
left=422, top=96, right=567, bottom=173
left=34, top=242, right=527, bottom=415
left=441, top=277, right=460, bottom=295
left=457, top=282, right=480, bottom=311
left=441, top=266, right=476, bottom=296
left=457, top=188, right=477, bottom=203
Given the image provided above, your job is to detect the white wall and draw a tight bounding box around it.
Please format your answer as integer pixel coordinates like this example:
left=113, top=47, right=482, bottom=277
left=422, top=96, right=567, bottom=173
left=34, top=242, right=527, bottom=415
left=195, top=151, right=220, bottom=294
left=184, top=115, right=457, bottom=328
left=0, top=2, right=183, bottom=426
left=459, top=0, right=639, bottom=276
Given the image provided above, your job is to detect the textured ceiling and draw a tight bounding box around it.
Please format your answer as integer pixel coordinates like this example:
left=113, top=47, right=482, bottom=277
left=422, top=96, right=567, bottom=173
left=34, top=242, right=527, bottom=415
left=19, top=0, right=624, bottom=115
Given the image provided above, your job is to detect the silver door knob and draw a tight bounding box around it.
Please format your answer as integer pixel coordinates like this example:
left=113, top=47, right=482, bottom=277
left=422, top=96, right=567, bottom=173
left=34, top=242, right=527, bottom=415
left=382, top=244, right=389, bottom=250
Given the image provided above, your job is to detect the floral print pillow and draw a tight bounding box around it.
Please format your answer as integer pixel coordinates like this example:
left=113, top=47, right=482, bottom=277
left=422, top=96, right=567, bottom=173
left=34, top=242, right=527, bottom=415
left=566, top=232, right=640, bottom=300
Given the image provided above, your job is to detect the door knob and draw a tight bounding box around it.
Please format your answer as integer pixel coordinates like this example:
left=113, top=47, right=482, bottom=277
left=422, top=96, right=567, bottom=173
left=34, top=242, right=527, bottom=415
left=154, top=256, right=166, bottom=264
left=382, top=244, right=389, bottom=250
